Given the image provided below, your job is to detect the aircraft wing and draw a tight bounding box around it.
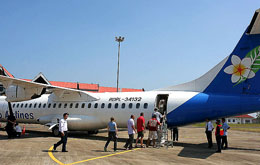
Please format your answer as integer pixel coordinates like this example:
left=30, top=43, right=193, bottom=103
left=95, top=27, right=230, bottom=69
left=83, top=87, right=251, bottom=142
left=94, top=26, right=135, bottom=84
left=0, top=75, right=99, bottom=102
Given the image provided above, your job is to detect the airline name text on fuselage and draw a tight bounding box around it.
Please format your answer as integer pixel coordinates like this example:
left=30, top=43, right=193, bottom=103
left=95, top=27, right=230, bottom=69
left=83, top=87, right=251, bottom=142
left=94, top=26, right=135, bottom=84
left=0, top=111, right=34, bottom=120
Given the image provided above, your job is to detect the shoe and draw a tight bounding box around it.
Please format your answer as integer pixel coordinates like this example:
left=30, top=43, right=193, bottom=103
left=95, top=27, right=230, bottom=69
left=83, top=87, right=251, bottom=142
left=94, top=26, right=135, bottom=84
left=128, top=147, right=133, bottom=150
left=135, top=145, right=138, bottom=148
left=53, top=144, right=57, bottom=151
left=104, top=147, right=107, bottom=152
left=216, top=150, right=221, bottom=153
left=62, top=150, right=68, bottom=152
left=123, top=145, right=127, bottom=149
left=114, top=150, right=117, bottom=152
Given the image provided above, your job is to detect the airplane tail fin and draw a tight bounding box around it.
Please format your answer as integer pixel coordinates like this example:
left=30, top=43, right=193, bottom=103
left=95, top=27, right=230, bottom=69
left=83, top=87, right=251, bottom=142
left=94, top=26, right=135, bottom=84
left=159, top=9, right=260, bottom=95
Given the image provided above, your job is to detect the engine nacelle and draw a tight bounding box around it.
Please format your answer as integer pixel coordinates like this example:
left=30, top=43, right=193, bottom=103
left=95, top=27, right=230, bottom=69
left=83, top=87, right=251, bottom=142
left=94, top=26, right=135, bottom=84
left=5, top=85, right=44, bottom=102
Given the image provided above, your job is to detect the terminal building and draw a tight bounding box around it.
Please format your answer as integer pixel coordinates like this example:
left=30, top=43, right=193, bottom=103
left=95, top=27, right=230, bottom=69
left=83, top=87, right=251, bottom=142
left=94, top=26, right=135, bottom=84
left=0, top=64, right=143, bottom=94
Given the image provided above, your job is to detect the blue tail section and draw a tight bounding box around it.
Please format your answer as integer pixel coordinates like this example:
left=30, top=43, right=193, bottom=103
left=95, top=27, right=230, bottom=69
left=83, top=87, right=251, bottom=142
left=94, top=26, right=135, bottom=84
left=205, top=10, right=260, bottom=94
left=166, top=9, right=260, bottom=127
left=159, top=9, right=260, bottom=95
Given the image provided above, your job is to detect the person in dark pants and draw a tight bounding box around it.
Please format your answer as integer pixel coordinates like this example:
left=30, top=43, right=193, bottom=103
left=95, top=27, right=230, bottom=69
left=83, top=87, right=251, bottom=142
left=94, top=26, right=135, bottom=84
left=205, top=119, right=214, bottom=148
left=221, top=118, right=230, bottom=149
left=215, top=120, right=222, bottom=153
left=124, top=115, right=136, bottom=150
left=53, top=113, right=69, bottom=152
left=172, top=127, right=178, bottom=141
left=5, top=115, right=16, bottom=139
left=104, top=117, right=118, bottom=152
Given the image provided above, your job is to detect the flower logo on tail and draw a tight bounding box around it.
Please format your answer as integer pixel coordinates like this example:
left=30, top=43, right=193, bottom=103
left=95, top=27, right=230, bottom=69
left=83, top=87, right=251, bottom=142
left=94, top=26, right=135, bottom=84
left=224, top=46, right=260, bottom=86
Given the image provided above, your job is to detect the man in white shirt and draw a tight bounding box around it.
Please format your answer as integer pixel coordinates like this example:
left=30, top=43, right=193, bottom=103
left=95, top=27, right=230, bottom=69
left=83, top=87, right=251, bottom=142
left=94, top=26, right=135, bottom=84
left=53, top=113, right=69, bottom=152
left=124, top=115, right=136, bottom=150
left=205, top=118, right=214, bottom=148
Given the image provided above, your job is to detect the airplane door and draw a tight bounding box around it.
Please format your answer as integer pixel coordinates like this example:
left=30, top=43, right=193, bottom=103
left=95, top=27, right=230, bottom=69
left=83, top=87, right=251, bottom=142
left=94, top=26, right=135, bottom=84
left=155, top=94, right=169, bottom=116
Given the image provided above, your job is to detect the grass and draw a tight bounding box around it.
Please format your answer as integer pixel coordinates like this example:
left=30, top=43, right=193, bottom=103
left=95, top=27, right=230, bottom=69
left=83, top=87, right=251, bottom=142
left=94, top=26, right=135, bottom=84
left=192, top=123, right=260, bottom=133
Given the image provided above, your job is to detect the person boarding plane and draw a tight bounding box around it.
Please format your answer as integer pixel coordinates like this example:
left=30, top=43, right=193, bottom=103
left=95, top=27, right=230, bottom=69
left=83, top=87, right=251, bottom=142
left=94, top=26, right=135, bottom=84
left=1, top=9, right=260, bottom=136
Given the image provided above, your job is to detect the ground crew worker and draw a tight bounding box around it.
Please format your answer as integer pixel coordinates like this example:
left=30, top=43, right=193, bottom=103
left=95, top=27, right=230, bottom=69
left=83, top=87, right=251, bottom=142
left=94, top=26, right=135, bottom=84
left=53, top=113, right=69, bottom=152
left=15, top=123, right=22, bottom=137
left=135, top=112, right=145, bottom=148
left=221, top=118, right=230, bottom=149
left=172, top=126, right=178, bottom=141
left=5, top=115, right=16, bottom=139
left=205, top=118, right=214, bottom=148
left=104, top=117, right=118, bottom=152
left=146, top=115, right=161, bottom=148
left=215, top=119, right=223, bottom=153
left=124, top=115, right=136, bottom=150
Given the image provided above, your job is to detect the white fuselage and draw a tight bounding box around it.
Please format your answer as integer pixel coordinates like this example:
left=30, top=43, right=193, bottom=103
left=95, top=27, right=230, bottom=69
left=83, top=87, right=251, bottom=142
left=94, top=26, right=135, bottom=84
left=0, top=91, right=198, bottom=131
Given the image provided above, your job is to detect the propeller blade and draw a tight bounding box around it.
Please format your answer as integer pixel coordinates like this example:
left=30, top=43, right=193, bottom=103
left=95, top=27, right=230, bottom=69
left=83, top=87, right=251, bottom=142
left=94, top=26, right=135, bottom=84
left=8, top=102, right=15, bottom=119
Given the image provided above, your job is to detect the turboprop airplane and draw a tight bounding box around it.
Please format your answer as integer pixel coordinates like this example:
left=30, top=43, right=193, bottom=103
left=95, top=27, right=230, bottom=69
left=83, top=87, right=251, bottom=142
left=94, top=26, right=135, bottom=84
left=1, top=9, right=260, bottom=136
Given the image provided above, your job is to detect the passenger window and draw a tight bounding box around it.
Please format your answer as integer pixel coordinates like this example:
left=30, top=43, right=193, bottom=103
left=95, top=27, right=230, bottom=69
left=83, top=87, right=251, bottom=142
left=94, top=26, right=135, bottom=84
left=58, top=103, right=62, bottom=108
left=53, top=103, right=56, bottom=108
left=13, top=104, right=15, bottom=108
left=43, top=103, right=46, bottom=108
left=70, top=103, right=73, bottom=108
left=48, top=103, right=51, bottom=108
left=75, top=103, right=79, bottom=108
left=129, top=103, right=133, bottom=109
left=25, top=103, right=28, bottom=108
left=101, top=103, right=105, bottom=108
left=16, top=104, right=19, bottom=108
left=38, top=103, right=41, bottom=108
left=115, top=103, right=118, bottom=109
left=108, top=103, right=112, bottom=109
left=21, top=104, right=24, bottom=108
left=94, top=103, right=98, bottom=108
left=144, top=103, right=148, bottom=109
left=34, top=103, right=37, bottom=108
left=64, top=103, right=67, bottom=108
left=88, top=103, right=91, bottom=108
left=136, top=103, right=140, bottom=109
left=81, top=103, right=85, bottom=108
left=29, top=103, right=32, bottom=108
left=122, top=103, right=125, bottom=109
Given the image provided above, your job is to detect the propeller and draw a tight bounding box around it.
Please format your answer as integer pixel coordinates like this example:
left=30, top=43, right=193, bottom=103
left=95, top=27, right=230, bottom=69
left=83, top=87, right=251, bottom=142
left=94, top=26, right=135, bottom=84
left=8, top=102, right=15, bottom=119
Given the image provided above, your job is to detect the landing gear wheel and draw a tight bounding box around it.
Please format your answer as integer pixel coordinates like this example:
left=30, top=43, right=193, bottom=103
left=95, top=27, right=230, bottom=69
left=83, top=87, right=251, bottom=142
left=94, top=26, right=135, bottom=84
left=88, top=130, right=99, bottom=134
left=52, top=126, right=59, bottom=137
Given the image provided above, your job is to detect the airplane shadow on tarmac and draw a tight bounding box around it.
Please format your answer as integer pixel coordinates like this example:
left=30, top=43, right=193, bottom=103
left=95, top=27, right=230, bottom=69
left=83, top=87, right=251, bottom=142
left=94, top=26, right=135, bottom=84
left=174, top=142, right=215, bottom=159
left=174, top=142, right=260, bottom=159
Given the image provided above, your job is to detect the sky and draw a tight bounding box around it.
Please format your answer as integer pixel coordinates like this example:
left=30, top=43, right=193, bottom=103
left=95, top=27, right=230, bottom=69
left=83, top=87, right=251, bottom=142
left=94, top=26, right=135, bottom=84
left=1, top=1, right=260, bottom=90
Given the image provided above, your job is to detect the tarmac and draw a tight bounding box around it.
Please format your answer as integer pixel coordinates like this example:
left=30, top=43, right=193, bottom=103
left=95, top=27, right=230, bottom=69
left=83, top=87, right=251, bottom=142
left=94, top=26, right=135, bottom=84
left=0, top=123, right=260, bottom=165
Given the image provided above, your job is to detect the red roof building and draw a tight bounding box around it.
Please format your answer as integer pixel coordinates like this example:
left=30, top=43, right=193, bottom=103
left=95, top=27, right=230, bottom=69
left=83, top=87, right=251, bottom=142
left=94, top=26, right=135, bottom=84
left=227, top=114, right=254, bottom=124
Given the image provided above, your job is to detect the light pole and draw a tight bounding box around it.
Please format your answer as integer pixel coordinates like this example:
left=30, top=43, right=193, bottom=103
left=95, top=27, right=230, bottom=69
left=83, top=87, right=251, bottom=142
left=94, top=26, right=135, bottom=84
left=115, top=36, right=124, bottom=92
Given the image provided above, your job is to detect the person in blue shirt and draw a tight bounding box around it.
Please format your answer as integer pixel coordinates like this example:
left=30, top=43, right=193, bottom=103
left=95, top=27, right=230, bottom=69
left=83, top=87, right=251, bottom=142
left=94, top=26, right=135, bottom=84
left=221, top=118, right=230, bottom=149
left=104, top=117, right=118, bottom=152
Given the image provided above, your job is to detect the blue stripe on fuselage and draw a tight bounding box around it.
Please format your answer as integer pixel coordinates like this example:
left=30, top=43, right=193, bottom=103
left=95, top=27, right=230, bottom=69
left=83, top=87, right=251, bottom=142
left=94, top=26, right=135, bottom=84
left=167, top=93, right=260, bottom=127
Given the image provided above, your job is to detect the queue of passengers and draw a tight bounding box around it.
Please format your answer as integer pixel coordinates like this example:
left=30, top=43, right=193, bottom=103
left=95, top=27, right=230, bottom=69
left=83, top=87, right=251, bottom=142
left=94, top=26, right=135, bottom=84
left=104, top=108, right=164, bottom=152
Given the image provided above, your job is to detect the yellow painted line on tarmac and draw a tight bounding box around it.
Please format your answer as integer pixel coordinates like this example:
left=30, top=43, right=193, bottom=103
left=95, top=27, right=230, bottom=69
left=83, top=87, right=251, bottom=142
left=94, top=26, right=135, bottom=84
left=48, top=146, right=65, bottom=165
left=67, top=148, right=140, bottom=165
left=48, top=143, right=141, bottom=165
